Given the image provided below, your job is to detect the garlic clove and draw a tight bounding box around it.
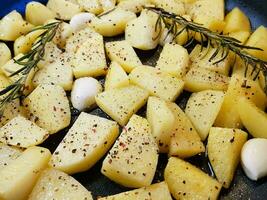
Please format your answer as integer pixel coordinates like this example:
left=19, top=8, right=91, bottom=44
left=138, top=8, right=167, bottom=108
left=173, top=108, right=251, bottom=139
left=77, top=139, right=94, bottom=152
left=241, top=138, right=267, bottom=181
left=69, top=12, right=95, bottom=32
left=71, top=77, right=102, bottom=111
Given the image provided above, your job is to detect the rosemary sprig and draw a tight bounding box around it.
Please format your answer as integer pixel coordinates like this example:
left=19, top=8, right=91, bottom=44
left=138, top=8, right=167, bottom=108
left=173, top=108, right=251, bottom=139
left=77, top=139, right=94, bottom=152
left=146, top=7, right=267, bottom=92
left=0, top=21, right=61, bottom=114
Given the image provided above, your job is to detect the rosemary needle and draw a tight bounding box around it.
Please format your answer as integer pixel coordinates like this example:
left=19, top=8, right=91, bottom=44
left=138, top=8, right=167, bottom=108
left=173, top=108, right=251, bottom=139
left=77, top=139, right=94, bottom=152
left=0, top=21, right=61, bottom=114
left=146, top=7, right=267, bottom=93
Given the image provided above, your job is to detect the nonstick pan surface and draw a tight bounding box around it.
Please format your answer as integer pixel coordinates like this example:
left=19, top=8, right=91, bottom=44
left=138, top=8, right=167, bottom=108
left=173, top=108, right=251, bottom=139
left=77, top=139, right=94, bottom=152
left=1, top=0, right=267, bottom=199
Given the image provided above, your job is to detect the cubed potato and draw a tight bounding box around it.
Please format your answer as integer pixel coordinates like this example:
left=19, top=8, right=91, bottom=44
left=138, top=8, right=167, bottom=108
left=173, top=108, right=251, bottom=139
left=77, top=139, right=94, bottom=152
left=33, top=59, right=73, bottom=91
left=37, top=42, right=63, bottom=69
left=95, top=85, right=149, bottom=126
left=189, top=0, right=224, bottom=32
left=238, top=97, right=267, bottom=139
left=129, top=66, right=184, bottom=101
left=91, top=7, right=136, bottom=37
left=26, top=1, right=56, bottom=25
left=167, top=102, right=205, bottom=158
left=66, top=27, right=98, bottom=53
left=0, top=115, right=49, bottom=148
left=208, top=127, right=247, bottom=188
left=0, top=143, right=22, bottom=171
left=0, top=99, right=26, bottom=128
left=47, top=0, right=82, bottom=20
left=49, top=112, right=119, bottom=174
left=52, top=21, right=74, bottom=49
left=1, top=54, right=36, bottom=95
left=147, top=97, right=175, bottom=153
left=215, top=74, right=267, bottom=128
left=0, top=11, right=34, bottom=41
left=99, top=182, right=172, bottom=200
left=0, top=146, right=51, bottom=200
left=105, top=40, right=142, bottom=73
left=105, top=61, right=129, bottom=90
left=77, top=0, right=103, bottom=14
left=0, top=43, right=11, bottom=68
left=156, top=43, right=190, bottom=78
left=14, top=30, right=44, bottom=56
left=228, top=31, right=250, bottom=44
left=99, top=0, right=116, bottom=11
left=185, top=90, right=225, bottom=140
left=29, top=168, right=93, bottom=200
left=125, top=9, right=160, bottom=50
left=102, top=115, right=158, bottom=188
left=245, top=26, right=267, bottom=61
left=174, top=15, right=193, bottom=46
left=151, top=0, right=185, bottom=15
left=165, top=157, right=222, bottom=200
left=23, top=84, right=71, bottom=134
left=118, top=0, right=150, bottom=13
left=190, top=45, right=232, bottom=76
left=184, top=67, right=229, bottom=93
left=223, top=7, right=251, bottom=34
left=71, top=32, right=107, bottom=78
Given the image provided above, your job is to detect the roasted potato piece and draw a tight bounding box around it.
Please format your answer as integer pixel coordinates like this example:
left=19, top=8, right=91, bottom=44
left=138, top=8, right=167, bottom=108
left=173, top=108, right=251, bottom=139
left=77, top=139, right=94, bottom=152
left=208, top=127, right=248, bottom=188
left=77, top=0, right=102, bottom=14
left=0, top=43, right=11, bottom=68
left=118, top=0, right=150, bottom=13
left=151, top=0, right=185, bottom=15
left=0, top=143, right=22, bottom=171
left=102, top=115, right=158, bottom=188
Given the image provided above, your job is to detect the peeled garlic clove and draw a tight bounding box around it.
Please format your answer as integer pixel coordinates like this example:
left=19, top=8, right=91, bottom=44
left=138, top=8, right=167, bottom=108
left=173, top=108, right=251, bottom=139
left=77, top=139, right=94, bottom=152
left=71, top=77, right=102, bottom=111
left=241, top=138, right=267, bottom=181
left=69, top=12, right=95, bottom=32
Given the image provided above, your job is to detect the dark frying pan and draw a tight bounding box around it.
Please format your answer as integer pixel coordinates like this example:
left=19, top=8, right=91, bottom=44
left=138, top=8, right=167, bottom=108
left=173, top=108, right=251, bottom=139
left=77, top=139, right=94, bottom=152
left=1, top=0, right=267, bottom=199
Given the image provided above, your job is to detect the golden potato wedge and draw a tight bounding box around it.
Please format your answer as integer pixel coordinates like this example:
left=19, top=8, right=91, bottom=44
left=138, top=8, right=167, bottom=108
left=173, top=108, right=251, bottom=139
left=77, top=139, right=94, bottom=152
left=129, top=66, right=184, bottom=101
left=29, top=168, right=93, bottom=200
left=151, top=0, right=185, bottom=15
left=95, top=85, right=149, bottom=126
left=185, top=90, right=225, bottom=140
left=102, top=115, right=158, bottom=188
left=23, top=84, right=71, bottom=134
left=50, top=112, right=119, bottom=174
left=0, top=146, right=51, bottom=200
left=0, top=43, right=11, bottom=68
left=118, top=0, right=150, bottom=13
left=165, top=157, right=222, bottom=200
left=208, top=127, right=247, bottom=188
left=77, top=0, right=103, bottom=14
left=228, top=31, right=250, bottom=44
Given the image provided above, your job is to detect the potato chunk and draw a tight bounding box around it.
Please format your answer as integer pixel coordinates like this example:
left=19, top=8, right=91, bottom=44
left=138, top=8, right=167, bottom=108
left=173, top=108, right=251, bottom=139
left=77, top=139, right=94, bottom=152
left=50, top=112, right=119, bottom=174
left=238, top=97, right=267, bottom=139
left=245, top=26, right=267, bottom=61
left=215, top=74, right=267, bottom=128
left=165, top=157, right=222, bottom=200
left=47, top=0, right=82, bottom=20
left=96, top=85, right=149, bottom=126
left=33, top=59, right=73, bottom=91
left=147, top=97, right=175, bottom=153
left=105, top=61, right=129, bottom=90
left=167, top=102, right=205, bottom=158
left=0, top=143, right=22, bottom=171
left=118, top=0, right=150, bottom=13
left=223, top=7, right=251, bottom=34
left=208, top=127, right=247, bottom=188
left=0, top=146, right=51, bottom=200
left=0, top=43, right=11, bottom=68
left=185, top=90, right=225, bottom=140
left=0, top=11, right=33, bottom=41
left=156, top=43, right=189, bottom=78
left=151, top=0, right=185, bottom=15
left=0, top=116, right=49, bottom=148
left=129, top=66, right=184, bottom=101
left=71, top=32, right=107, bottom=78
left=77, top=0, right=102, bottom=14
left=125, top=9, right=160, bottom=50
left=102, top=115, right=158, bottom=188
left=29, top=168, right=93, bottom=200
left=99, top=182, right=172, bottom=200
left=184, top=67, right=229, bottom=93
left=105, top=40, right=142, bottom=73
left=91, top=7, right=136, bottom=37
left=26, top=1, right=56, bottom=25
left=23, top=84, right=71, bottom=134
